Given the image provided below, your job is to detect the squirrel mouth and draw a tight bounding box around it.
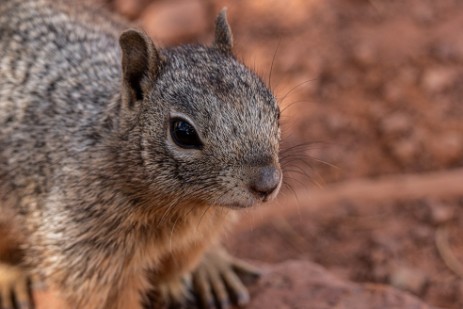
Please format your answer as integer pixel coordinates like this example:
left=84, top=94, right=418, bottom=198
left=217, top=199, right=257, bottom=209
left=217, top=193, right=278, bottom=209
left=219, top=202, right=255, bottom=210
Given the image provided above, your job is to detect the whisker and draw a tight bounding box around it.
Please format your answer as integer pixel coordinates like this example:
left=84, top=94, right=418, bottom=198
left=306, top=155, right=340, bottom=170
left=277, top=78, right=318, bottom=104
left=281, top=180, right=301, bottom=205
left=279, top=99, right=312, bottom=116
left=282, top=174, right=309, bottom=188
left=197, top=204, right=213, bottom=228
left=268, top=40, right=281, bottom=89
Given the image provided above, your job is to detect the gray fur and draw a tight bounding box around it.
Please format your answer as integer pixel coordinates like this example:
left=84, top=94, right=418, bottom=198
left=0, top=0, right=281, bottom=308
left=214, top=8, right=233, bottom=53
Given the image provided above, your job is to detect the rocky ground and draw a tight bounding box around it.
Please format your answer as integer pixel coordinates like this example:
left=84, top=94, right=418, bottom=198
left=37, top=0, right=463, bottom=308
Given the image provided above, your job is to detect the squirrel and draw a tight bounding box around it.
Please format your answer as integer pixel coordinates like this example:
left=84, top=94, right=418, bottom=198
left=0, top=0, right=282, bottom=308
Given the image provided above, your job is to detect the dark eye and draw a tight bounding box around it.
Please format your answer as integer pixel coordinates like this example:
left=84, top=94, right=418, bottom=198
left=170, top=118, right=203, bottom=149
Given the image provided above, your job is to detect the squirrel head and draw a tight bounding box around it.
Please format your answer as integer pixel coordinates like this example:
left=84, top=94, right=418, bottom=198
left=118, top=10, right=281, bottom=209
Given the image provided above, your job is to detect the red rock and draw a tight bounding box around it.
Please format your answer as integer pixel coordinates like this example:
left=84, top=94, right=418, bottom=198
left=429, top=132, right=463, bottom=166
left=246, top=260, right=431, bottom=309
left=114, top=0, right=150, bottom=20
left=140, top=0, right=208, bottom=45
left=422, top=67, right=458, bottom=93
left=428, top=200, right=455, bottom=225
left=389, top=265, right=428, bottom=295
left=380, top=112, right=412, bottom=135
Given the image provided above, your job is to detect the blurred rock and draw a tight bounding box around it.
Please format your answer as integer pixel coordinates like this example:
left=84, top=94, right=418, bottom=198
left=411, top=3, right=435, bottom=24
left=392, top=140, right=420, bottom=165
left=247, top=260, right=431, bottom=309
left=237, top=0, right=316, bottom=34
left=429, top=132, right=463, bottom=166
left=379, top=113, right=425, bottom=165
left=114, top=0, right=150, bottom=20
left=389, top=265, right=428, bottom=295
left=430, top=41, right=462, bottom=62
left=428, top=200, right=455, bottom=225
left=411, top=225, right=433, bottom=243
left=353, top=43, right=377, bottom=67
left=381, top=113, right=412, bottom=135
left=422, top=67, right=458, bottom=93
left=140, top=0, right=208, bottom=44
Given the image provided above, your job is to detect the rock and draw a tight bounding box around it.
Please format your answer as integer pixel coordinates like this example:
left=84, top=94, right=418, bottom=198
left=430, top=41, right=461, bottom=62
left=114, top=0, right=149, bottom=20
left=140, top=0, right=208, bottom=45
left=391, top=139, right=420, bottom=165
left=422, top=67, right=458, bottom=93
left=389, top=265, right=429, bottom=295
left=411, top=3, right=435, bottom=24
left=380, top=112, right=411, bottom=135
left=246, top=260, right=432, bottom=309
left=236, top=0, right=316, bottom=33
left=429, top=132, right=463, bottom=166
left=428, top=200, right=455, bottom=225
left=352, top=43, right=377, bottom=67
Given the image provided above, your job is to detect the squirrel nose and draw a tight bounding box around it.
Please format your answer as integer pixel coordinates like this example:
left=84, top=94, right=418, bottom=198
left=250, top=166, right=282, bottom=198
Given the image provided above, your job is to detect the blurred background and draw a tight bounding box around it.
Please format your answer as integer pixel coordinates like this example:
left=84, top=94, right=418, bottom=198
left=102, top=0, right=463, bottom=307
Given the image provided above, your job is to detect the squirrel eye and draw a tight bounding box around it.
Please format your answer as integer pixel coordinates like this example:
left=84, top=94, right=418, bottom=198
left=170, top=118, right=203, bottom=149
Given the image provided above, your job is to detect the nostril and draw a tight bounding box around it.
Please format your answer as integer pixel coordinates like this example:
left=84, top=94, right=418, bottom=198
left=250, top=166, right=281, bottom=197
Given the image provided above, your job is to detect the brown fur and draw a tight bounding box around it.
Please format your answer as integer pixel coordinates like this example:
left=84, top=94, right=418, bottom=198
left=0, top=0, right=281, bottom=308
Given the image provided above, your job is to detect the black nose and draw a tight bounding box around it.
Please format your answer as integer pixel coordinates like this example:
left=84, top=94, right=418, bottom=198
left=250, top=166, right=281, bottom=198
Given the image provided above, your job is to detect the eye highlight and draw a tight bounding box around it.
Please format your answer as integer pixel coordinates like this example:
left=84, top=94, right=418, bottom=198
left=170, top=117, right=203, bottom=149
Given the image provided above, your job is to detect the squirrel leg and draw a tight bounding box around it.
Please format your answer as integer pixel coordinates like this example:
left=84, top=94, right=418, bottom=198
left=0, top=263, right=32, bottom=309
left=148, top=244, right=206, bottom=308
left=0, top=226, right=33, bottom=309
left=149, top=246, right=260, bottom=309
left=191, top=247, right=260, bottom=309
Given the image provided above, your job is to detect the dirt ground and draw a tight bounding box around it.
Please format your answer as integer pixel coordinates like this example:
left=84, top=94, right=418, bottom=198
left=104, top=0, right=463, bottom=308
left=37, top=0, right=463, bottom=308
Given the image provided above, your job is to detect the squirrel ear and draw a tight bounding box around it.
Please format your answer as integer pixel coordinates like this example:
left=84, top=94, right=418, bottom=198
left=214, top=8, right=233, bottom=53
left=119, top=29, right=161, bottom=109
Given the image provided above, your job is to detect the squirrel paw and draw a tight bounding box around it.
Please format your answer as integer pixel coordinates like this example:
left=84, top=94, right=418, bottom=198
left=191, top=249, right=260, bottom=309
left=0, top=263, right=33, bottom=309
left=159, top=275, right=193, bottom=309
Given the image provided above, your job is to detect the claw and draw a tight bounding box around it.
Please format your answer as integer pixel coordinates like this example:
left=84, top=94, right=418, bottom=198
left=155, top=275, right=193, bottom=309
left=192, top=268, right=213, bottom=309
left=230, top=258, right=262, bottom=286
left=221, top=269, right=249, bottom=306
left=191, top=248, right=258, bottom=309
left=152, top=249, right=259, bottom=309
left=208, top=266, right=228, bottom=308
